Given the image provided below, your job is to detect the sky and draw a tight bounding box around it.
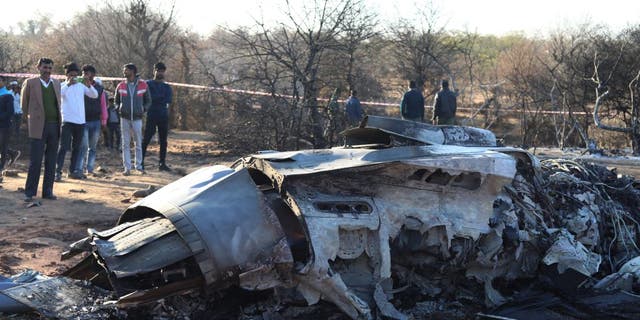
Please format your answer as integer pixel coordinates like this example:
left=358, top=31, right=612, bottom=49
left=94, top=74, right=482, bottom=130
left=2, top=0, right=639, bottom=36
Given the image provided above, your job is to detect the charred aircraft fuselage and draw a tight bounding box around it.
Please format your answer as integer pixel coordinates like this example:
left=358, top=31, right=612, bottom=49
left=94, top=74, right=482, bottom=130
left=1, top=116, right=541, bottom=319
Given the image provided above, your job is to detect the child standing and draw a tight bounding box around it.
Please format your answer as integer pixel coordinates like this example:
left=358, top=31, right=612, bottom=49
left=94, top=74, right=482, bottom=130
left=106, top=96, right=121, bottom=151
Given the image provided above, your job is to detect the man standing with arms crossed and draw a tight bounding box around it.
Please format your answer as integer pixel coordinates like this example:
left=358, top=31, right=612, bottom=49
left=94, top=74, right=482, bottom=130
left=22, top=58, right=62, bottom=201
left=142, top=62, right=173, bottom=171
left=115, top=63, right=151, bottom=175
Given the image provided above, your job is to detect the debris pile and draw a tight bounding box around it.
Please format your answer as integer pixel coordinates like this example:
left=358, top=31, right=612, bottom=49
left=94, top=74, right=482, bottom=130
left=129, top=158, right=640, bottom=319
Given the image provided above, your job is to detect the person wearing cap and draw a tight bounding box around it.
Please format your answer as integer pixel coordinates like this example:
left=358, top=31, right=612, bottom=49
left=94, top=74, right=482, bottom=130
left=142, top=62, right=173, bottom=172
left=8, top=80, right=22, bottom=139
left=22, top=58, right=62, bottom=202
left=77, top=64, right=108, bottom=175
left=432, top=79, right=458, bottom=125
left=55, top=62, right=98, bottom=181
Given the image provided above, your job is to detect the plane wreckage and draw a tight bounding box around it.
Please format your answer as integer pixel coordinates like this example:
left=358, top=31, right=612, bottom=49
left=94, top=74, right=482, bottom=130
left=1, top=116, right=639, bottom=319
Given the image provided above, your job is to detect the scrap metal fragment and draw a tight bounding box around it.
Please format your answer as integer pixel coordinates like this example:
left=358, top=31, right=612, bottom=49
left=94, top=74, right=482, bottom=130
left=543, top=230, right=601, bottom=276
left=1, top=275, right=112, bottom=318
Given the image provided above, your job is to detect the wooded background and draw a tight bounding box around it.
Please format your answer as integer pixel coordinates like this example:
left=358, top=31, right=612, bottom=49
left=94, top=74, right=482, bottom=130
left=1, top=0, right=639, bottom=153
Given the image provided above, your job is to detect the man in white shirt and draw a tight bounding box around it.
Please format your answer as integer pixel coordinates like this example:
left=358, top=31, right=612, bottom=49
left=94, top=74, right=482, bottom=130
left=55, top=62, right=98, bottom=181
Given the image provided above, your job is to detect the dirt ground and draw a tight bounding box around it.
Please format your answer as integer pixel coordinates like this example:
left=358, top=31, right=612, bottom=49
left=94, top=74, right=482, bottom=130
left=0, top=135, right=638, bottom=279
left=0, top=130, right=235, bottom=277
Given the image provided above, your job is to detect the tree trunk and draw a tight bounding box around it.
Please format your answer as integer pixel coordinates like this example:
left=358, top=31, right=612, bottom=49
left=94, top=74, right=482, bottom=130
left=632, top=100, right=640, bottom=155
left=178, top=39, right=191, bottom=131
left=306, top=88, right=326, bottom=148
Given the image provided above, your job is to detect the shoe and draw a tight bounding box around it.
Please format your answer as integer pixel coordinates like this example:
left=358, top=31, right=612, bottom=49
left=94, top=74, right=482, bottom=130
left=122, top=170, right=131, bottom=176
left=8, top=150, right=20, bottom=167
left=69, top=172, right=87, bottom=180
left=24, top=195, right=33, bottom=202
left=42, top=194, right=57, bottom=200
left=54, top=173, right=62, bottom=182
left=137, top=169, right=146, bottom=175
left=159, top=163, right=171, bottom=172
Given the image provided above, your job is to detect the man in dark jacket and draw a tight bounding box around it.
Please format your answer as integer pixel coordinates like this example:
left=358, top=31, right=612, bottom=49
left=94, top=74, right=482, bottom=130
left=432, top=80, right=458, bottom=125
left=142, top=62, right=173, bottom=171
left=400, top=80, right=424, bottom=122
left=345, top=89, right=364, bottom=126
left=115, top=63, right=151, bottom=175
left=78, top=65, right=107, bottom=175
left=0, top=76, right=15, bottom=172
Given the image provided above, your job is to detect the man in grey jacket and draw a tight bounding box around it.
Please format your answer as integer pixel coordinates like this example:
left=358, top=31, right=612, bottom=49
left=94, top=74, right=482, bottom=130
left=115, top=63, right=151, bottom=175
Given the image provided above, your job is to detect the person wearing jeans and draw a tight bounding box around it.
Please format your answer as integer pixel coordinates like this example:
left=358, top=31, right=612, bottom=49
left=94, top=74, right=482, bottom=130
left=78, top=65, right=107, bottom=174
left=121, top=118, right=143, bottom=174
left=55, top=62, right=98, bottom=180
left=115, top=63, right=151, bottom=175
left=80, top=119, right=102, bottom=173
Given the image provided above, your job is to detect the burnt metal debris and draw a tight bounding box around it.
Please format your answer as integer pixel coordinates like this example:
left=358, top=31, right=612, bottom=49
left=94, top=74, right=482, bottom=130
left=1, top=115, right=640, bottom=319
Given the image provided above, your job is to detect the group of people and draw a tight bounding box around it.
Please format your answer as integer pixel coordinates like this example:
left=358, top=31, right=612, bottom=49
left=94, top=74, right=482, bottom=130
left=4, top=57, right=458, bottom=202
left=339, top=79, right=458, bottom=129
left=400, top=79, right=458, bottom=125
left=1, top=57, right=173, bottom=202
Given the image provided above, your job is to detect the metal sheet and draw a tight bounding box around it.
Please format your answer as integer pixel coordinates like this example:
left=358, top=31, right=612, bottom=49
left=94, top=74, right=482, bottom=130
left=102, top=232, right=193, bottom=278
left=250, top=145, right=519, bottom=179
left=363, top=116, right=446, bottom=144
left=363, top=115, right=497, bottom=147
left=1, top=277, right=111, bottom=318
left=120, top=167, right=292, bottom=285
left=88, top=217, right=157, bottom=239
left=0, top=275, right=31, bottom=313
left=94, top=218, right=176, bottom=257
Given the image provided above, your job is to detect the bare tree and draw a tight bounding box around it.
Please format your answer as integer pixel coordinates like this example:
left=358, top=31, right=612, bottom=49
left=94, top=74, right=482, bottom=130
left=0, top=32, right=25, bottom=71
left=498, top=36, right=550, bottom=147
left=337, top=3, right=379, bottom=91
left=41, top=0, right=180, bottom=79
left=174, top=32, right=199, bottom=130
left=592, top=54, right=640, bottom=154
left=229, top=0, right=363, bottom=148
left=387, top=3, right=457, bottom=93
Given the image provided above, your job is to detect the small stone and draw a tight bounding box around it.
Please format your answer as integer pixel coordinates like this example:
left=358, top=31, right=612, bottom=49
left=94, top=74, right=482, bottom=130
left=2, top=170, right=19, bottom=177
left=132, top=185, right=157, bottom=198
